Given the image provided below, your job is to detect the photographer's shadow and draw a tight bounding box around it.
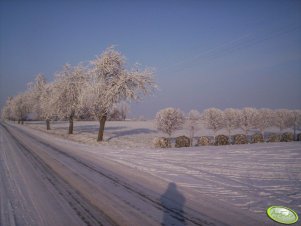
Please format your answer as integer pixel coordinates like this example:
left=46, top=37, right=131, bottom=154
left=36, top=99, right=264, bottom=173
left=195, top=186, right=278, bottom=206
left=160, top=182, right=187, bottom=226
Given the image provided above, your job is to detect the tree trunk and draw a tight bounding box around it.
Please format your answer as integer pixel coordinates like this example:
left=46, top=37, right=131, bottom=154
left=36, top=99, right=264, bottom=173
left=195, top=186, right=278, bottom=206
left=68, top=117, right=74, bottom=134
left=97, top=115, right=107, bottom=142
left=21, top=120, right=24, bottom=124
left=46, top=119, right=50, bottom=130
left=18, top=120, right=20, bottom=124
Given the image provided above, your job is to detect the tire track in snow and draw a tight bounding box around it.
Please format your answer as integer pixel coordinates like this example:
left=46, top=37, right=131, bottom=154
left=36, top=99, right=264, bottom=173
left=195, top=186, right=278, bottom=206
left=3, top=123, right=227, bottom=226
left=1, top=123, right=117, bottom=226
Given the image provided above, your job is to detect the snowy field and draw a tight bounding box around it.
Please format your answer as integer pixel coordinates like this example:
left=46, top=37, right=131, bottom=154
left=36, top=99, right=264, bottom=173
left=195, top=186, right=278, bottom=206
left=102, top=142, right=301, bottom=215
left=20, top=120, right=301, bottom=217
left=24, top=120, right=160, bottom=148
left=23, top=120, right=297, bottom=149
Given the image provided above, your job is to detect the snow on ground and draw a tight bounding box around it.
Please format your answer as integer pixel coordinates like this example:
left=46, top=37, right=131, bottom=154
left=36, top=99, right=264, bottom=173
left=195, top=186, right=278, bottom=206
left=23, top=120, right=298, bottom=149
left=101, top=142, right=301, bottom=215
left=20, top=120, right=301, bottom=216
left=25, top=120, right=159, bottom=148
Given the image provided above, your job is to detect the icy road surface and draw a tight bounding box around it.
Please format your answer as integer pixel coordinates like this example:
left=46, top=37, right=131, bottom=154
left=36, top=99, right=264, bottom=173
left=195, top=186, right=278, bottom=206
left=1, top=122, right=300, bottom=226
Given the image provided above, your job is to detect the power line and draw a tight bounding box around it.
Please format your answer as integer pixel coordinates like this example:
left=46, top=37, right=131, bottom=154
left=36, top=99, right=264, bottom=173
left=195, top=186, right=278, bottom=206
left=159, top=23, right=301, bottom=73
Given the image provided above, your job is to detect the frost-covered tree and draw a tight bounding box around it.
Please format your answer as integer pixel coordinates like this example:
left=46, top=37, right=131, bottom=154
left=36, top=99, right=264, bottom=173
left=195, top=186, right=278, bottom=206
left=107, top=105, right=122, bottom=121
left=223, top=108, right=240, bottom=137
left=155, top=108, right=185, bottom=137
left=80, top=46, right=156, bottom=141
left=1, top=104, right=9, bottom=121
left=272, top=109, right=292, bottom=132
left=253, top=108, right=273, bottom=138
left=238, top=107, right=258, bottom=135
left=10, top=92, right=32, bottom=124
left=1, top=97, right=14, bottom=121
left=108, top=101, right=129, bottom=121
left=202, top=108, right=224, bottom=139
left=118, top=101, right=129, bottom=120
left=28, top=74, right=47, bottom=120
left=40, top=82, right=56, bottom=130
left=287, top=110, right=301, bottom=140
left=186, top=110, right=201, bottom=146
left=52, top=64, right=86, bottom=134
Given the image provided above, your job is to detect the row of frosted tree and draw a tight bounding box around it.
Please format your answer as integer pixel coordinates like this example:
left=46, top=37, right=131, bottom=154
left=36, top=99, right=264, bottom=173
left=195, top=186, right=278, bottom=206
left=1, top=47, right=156, bottom=141
left=155, top=107, right=301, bottom=145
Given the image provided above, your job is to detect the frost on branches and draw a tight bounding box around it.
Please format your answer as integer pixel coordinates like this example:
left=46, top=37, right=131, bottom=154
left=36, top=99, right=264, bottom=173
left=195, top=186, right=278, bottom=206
left=223, top=108, right=240, bottom=137
left=39, top=82, right=57, bottom=130
left=1, top=97, right=14, bottom=121
left=79, top=46, right=156, bottom=141
left=202, top=108, right=224, bottom=138
left=238, top=107, right=258, bottom=135
left=273, top=109, right=292, bottom=132
left=27, top=74, right=47, bottom=120
left=289, top=110, right=301, bottom=140
left=108, top=102, right=130, bottom=121
left=10, top=92, right=32, bottom=124
left=253, top=108, right=273, bottom=138
left=155, top=108, right=185, bottom=137
left=52, top=64, right=86, bottom=134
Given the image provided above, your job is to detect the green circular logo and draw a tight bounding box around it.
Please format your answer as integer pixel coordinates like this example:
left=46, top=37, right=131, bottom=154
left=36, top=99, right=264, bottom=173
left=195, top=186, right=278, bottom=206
left=267, top=206, right=299, bottom=224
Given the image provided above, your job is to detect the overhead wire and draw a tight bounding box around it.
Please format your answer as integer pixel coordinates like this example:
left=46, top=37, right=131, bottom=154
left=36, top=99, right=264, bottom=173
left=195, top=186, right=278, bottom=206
left=158, top=23, right=301, bottom=73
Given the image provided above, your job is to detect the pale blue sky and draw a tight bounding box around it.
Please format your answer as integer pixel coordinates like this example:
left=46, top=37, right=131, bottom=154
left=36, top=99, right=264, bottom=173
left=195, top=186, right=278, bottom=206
left=1, top=0, right=300, bottom=118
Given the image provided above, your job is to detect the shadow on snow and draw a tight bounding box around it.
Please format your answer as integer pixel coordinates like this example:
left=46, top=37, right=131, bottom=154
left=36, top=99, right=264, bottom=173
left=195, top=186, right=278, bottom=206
left=160, top=182, right=187, bottom=226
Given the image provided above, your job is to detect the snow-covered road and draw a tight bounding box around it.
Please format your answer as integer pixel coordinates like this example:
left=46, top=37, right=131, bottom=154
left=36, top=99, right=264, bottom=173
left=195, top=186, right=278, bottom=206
left=0, top=123, right=115, bottom=226
left=2, top=122, right=299, bottom=225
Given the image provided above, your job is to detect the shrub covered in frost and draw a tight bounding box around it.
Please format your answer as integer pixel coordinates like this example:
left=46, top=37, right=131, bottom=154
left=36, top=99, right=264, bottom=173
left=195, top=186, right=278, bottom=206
left=153, top=137, right=171, bottom=148
left=155, top=108, right=185, bottom=137
left=215, top=135, right=229, bottom=146
left=233, top=134, right=248, bottom=144
left=175, top=136, right=190, bottom=148
left=268, top=133, right=281, bottom=142
left=280, top=132, right=293, bottom=142
left=251, top=133, right=264, bottom=143
left=198, top=136, right=212, bottom=146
